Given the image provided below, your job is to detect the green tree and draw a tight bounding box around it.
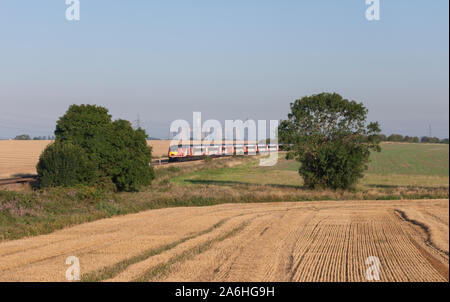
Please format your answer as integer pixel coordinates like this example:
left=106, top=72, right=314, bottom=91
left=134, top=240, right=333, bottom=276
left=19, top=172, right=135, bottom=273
left=403, top=136, right=412, bottom=143
left=37, top=142, right=96, bottom=187
left=38, top=104, right=155, bottom=191
left=279, top=93, right=381, bottom=190
left=14, top=134, right=31, bottom=140
left=421, top=136, right=430, bottom=143
left=55, top=104, right=112, bottom=168
left=402, top=136, right=420, bottom=143
left=388, top=134, right=404, bottom=142
left=377, top=134, right=387, bottom=142
left=421, top=136, right=441, bottom=144
left=105, top=119, right=155, bottom=191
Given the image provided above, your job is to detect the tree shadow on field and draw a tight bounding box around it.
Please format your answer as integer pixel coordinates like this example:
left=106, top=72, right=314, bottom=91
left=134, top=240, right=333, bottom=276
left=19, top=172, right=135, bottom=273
left=12, top=173, right=37, bottom=178
left=366, top=184, right=402, bottom=189
left=183, top=179, right=304, bottom=190
left=10, top=174, right=40, bottom=189
left=366, top=184, right=448, bottom=190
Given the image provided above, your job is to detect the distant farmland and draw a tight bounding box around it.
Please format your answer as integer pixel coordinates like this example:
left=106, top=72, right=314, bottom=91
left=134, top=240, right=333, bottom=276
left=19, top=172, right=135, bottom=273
left=0, top=140, right=52, bottom=178
left=279, top=142, right=449, bottom=177
left=0, top=139, right=262, bottom=178
left=0, top=140, right=172, bottom=178
left=0, top=141, right=448, bottom=180
left=367, top=142, right=449, bottom=176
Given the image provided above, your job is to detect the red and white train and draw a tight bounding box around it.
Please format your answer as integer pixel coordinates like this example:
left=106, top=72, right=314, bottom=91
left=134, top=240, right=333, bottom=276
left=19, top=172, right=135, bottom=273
left=168, top=144, right=280, bottom=162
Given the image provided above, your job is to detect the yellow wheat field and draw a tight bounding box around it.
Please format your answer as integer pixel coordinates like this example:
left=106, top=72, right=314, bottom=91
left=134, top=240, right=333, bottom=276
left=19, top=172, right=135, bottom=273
left=0, top=140, right=53, bottom=178
left=0, top=140, right=172, bottom=178
left=0, top=140, right=262, bottom=178
left=0, top=199, right=447, bottom=282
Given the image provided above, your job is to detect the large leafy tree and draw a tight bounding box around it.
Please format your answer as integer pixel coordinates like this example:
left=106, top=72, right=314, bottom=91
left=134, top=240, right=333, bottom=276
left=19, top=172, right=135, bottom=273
left=38, top=104, right=154, bottom=191
left=279, top=93, right=381, bottom=189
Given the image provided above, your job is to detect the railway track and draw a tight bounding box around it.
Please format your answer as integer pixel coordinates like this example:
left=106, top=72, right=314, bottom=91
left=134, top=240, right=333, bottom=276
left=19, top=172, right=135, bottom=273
left=151, top=158, right=170, bottom=165
left=0, top=176, right=37, bottom=186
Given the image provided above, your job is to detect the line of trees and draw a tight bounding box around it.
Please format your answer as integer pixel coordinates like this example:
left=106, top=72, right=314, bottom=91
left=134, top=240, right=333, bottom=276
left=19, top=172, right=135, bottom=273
left=13, top=135, right=55, bottom=140
left=33, top=135, right=55, bottom=140
left=377, top=134, right=449, bottom=144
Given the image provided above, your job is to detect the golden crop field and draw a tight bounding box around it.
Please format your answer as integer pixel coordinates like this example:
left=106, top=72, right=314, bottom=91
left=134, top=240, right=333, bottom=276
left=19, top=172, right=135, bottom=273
left=0, top=199, right=447, bottom=282
left=0, top=140, right=53, bottom=178
left=0, top=140, right=267, bottom=178
left=0, top=140, right=172, bottom=178
left=146, top=140, right=171, bottom=158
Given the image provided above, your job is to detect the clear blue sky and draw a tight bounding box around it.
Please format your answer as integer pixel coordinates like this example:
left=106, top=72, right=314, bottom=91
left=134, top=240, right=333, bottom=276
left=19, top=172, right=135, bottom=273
left=0, top=0, right=448, bottom=139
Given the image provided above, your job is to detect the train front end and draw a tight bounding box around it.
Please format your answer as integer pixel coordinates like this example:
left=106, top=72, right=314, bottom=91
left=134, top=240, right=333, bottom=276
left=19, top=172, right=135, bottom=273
left=168, top=145, right=189, bottom=162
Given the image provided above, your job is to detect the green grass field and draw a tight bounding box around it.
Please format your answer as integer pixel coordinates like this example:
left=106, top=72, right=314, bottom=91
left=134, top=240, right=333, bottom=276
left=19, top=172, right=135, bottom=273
left=173, top=143, right=449, bottom=189
left=367, top=143, right=449, bottom=176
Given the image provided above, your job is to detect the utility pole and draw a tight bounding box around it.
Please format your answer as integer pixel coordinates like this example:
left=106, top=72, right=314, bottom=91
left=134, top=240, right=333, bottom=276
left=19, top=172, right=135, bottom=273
left=136, top=114, right=141, bottom=129
left=134, top=114, right=142, bottom=130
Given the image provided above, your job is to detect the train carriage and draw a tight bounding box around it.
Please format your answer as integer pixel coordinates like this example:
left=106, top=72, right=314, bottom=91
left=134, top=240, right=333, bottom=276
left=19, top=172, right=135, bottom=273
left=245, top=144, right=257, bottom=155
left=191, top=145, right=204, bottom=157
left=268, top=144, right=279, bottom=152
left=223, top=145, right=234, bottom=156
left=234, top=144, right=245, bottom=155
left=257, top=144, right=268, bottom=154
left=169, top=143, right=279, bottom=161
left=206, top=145, right=222, bottom=156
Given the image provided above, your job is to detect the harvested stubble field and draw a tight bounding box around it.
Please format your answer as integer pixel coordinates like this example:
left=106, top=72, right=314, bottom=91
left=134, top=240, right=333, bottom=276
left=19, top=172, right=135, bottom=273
left=0, top=199, right=447, bottom=282
left=0, top=140, right=52, bottom=178
left=0, top=140, right=172, bottom=178
left=0, top=140, right=257, bottom=177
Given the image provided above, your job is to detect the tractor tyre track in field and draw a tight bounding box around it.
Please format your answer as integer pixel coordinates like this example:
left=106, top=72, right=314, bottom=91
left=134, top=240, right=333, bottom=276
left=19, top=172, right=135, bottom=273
left=394, top=209, right=449, bottom=257
left=394, top=209, right=449, bottom=281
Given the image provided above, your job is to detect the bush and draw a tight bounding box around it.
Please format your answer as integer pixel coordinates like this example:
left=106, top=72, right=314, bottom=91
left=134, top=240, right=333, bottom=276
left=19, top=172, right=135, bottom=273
left=37, top=142, right=96, bottom=188
left=285, top=152, right=295, bottom=160
left=38, top=104, right=155, bottom=191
